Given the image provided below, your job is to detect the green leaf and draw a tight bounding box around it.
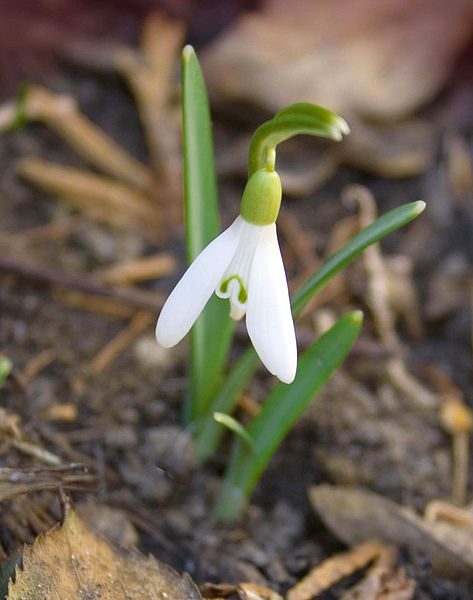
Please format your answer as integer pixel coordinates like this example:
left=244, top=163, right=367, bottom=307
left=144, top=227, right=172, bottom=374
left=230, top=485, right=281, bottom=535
left=181, top=45, right=234, bottom=422
left=290, top=200, right=426, bottom=316
left=213, top=413, right=255, bottom=451
left=194, top=200, right=425, bottom=458
left=6, top=86, right=30, bottom=132
left=0, top=357, right=12, bottom=388
left=214, top=311, right=363, bottom=521
left=248, top=103, right=349, bottom=176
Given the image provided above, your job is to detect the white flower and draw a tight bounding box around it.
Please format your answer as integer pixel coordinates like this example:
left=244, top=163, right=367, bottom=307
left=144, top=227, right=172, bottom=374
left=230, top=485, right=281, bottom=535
left=156, top=214, right=297, bottom=383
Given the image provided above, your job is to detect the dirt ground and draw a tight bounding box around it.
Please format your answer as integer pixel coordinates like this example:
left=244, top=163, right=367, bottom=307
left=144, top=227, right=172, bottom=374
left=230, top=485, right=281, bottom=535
left=1, top=7, right=473, bottom=600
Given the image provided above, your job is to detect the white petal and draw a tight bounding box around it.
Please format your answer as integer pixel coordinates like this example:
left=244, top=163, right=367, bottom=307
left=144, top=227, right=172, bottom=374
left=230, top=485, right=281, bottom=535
left=156, top=217, right=242, bottom=347
left=246, top=223, right=297, bottom=383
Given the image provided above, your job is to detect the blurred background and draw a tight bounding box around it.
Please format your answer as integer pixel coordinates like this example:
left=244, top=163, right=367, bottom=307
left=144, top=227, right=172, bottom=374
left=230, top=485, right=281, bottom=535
left=1, top=1, right=473, bottom=599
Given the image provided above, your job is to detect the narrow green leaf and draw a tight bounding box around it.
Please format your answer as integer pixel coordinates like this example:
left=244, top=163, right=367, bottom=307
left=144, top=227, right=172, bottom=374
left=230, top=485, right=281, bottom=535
left=0, top=357, right=12, bottom=387
left=213, top=412, right=255, bottom=450
left=6, top=86, right=30, bottom=132
left=214, top=311, right=363, bottom=521
left=181, top=45, right=234, bottom=422
left=291, top=200, right=426, bottom=316
left=195, top=201, right=425, bottom=458
left=248, top=103, right=348, bottom=176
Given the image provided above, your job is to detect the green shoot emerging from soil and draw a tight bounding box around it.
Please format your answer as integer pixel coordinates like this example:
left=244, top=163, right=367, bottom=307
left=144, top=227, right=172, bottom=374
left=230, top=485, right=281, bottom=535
left=155, top=45, right=426, bottom=520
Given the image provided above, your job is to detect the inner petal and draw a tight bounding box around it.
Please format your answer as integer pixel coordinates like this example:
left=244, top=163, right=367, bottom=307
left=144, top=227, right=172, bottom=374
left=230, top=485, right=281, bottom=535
left=216, top=218, right=262, bottom=312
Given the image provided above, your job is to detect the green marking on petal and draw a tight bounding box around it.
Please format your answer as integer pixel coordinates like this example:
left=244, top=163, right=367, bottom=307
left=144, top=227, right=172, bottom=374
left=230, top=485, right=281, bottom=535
left=220, top=275, right=248, bottom=304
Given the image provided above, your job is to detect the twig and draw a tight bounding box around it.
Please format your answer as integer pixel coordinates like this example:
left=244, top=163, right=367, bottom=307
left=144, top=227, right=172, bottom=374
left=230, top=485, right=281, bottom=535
left=0, top=253, right=164, bottom=312
left=55, top=291, right=139, bottom=318
left=343, top=185, right=401, bottom=353
left=89, top=310, right=154, bottom=374
left=0, top=218, right=78, bottom=247
left=386, top=358, right=438, bottom=410
left=117, top=12, right=184, bottom=181
left=0, top=464, right=97, bottom=501
left=445, top=133, right=473, bottom=202
left=425, top=499, right=473, bottom=526
left=287, top=540, right=386, bottom=600
left=94, top=253, right=176, bottom=285
left=17, top=157, right=159, bottom=231
left=21, top=348, right=55, bottom=383
left=37, top=425, right=118, bottom=481
left=10, top=439, right=62, bottom=466
left=278, top=210, right=319, bottom=290
left=19, top=85, right=152, bottom=189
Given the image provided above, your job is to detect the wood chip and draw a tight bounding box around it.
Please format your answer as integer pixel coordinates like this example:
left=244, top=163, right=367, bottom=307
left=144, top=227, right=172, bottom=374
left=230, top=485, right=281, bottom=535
left=40, top=403, right=78, bottom=423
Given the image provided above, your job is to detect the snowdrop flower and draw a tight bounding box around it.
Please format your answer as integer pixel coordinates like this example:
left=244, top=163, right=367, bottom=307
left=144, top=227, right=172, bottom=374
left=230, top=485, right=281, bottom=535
left=156, top=167, right=297, bottom=383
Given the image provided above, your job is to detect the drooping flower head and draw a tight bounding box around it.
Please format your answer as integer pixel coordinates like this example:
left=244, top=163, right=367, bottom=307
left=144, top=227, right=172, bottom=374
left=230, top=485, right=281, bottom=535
left=156, top=165, right=297, bottom=383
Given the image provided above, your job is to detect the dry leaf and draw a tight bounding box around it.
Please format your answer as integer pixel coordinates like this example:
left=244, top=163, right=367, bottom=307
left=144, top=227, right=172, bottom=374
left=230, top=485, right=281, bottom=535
left=310, top=484, right=473, bottom=580
left=7, top=499, right=201, bottom=600
left=203, top=0, right=473, bottom=121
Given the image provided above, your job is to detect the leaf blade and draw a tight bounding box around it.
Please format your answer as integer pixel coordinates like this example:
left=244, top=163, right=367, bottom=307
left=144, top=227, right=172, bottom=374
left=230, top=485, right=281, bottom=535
left=181, top=45, right=234, bottom=421
left=213, top=412, right=255, bottom=450
left=291, top=200, right=426, bottom=316
left=214, top=311, right=363, bottom=520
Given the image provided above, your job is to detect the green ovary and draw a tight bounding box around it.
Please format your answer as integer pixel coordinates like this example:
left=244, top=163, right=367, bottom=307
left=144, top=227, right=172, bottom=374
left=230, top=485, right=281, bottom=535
left=239, top=167, right=282, bottom=226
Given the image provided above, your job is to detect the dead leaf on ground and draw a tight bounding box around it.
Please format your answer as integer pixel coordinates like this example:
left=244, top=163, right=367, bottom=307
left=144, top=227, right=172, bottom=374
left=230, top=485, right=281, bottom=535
left=203, top=0, right=473, bottom=121
left=202, top=0, right=471, bottom=185
left=7, top=497, right=202, bottom=600
left=310, top=484, right=473, bottom=580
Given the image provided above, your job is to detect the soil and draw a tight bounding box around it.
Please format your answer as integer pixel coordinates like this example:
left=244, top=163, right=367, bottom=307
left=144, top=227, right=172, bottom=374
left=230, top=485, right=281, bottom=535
left=1, top=36, right=473, bottom=600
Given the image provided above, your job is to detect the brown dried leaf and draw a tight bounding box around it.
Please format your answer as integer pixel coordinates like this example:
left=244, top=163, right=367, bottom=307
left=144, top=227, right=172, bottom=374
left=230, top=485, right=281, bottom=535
left=203, top=0, right=473, bottom=121
left=7, top=501, right=201, bottom=600
left=310, top=484, right=473, bottom=579
left=340, top=119, right=434, bottom=178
